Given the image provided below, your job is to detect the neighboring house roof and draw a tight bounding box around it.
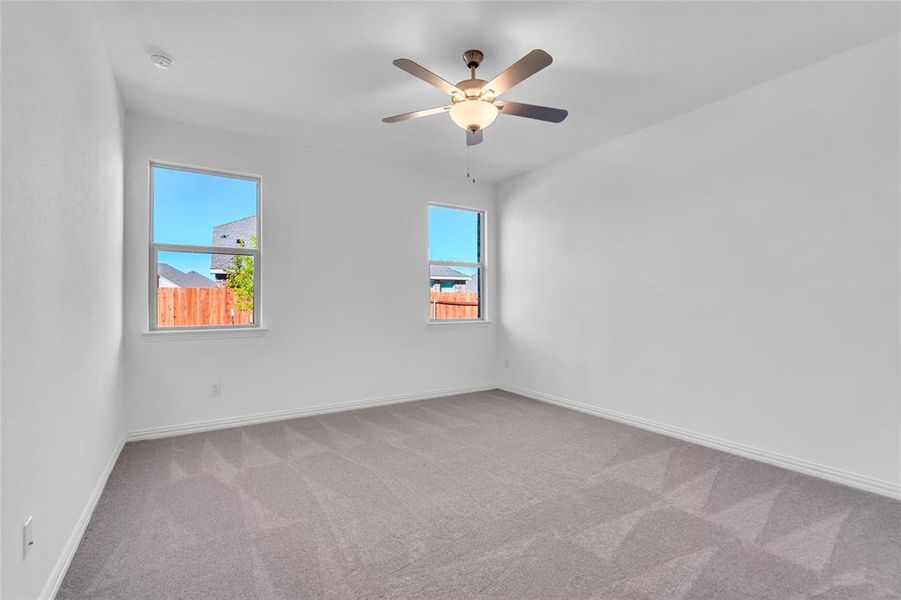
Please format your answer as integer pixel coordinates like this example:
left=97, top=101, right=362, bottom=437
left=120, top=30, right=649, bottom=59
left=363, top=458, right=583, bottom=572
left=429, top=266, right=479, bottom=293
left=211, top=215, right=256, bottom=273
left=158, top=263, right=217, bottom=288
left=429, top=265, right=471, bottom=281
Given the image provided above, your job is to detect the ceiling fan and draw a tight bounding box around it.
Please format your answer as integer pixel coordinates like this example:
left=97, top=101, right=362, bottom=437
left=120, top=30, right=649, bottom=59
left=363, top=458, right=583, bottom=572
left=382, top=49, right=567, bottom=146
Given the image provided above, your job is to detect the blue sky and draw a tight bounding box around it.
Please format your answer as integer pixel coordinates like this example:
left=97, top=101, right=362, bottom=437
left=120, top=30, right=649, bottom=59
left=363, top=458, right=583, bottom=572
left=428, top=205, right=480, bottom=263
left=153, top=166, right=257, bottom=276
left=153, top=165, right=480, bottom=279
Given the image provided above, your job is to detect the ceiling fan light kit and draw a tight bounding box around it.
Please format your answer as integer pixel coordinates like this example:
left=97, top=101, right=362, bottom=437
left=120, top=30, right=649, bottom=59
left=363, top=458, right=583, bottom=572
left=449, top=100, right=498, bottom=132
left=383, top=48, right=568, bottom=147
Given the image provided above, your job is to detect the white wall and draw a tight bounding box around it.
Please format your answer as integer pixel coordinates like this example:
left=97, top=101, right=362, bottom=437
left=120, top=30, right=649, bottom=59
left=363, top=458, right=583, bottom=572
left=123, top=114, right=496, bottom=434
left=497, top=36, right=900, bottom=488
left=1, top=3, right=125, bottom=598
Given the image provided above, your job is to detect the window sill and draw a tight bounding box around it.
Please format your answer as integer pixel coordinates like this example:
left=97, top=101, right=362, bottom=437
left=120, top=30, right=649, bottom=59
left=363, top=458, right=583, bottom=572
left=426, top=320, right=493, bottom=328
left=142, top=327, right=268, bottom=341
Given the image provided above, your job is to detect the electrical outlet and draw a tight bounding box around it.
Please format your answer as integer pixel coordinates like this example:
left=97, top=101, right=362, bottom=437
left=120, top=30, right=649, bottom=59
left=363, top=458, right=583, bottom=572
left=211, top=380, right=221, bottom=397
left=23, top=516, right=34, bottom=559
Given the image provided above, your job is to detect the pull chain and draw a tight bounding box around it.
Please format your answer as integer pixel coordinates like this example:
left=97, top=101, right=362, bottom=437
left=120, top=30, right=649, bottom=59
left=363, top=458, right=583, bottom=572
left=464, top=145, right=477, bottom=184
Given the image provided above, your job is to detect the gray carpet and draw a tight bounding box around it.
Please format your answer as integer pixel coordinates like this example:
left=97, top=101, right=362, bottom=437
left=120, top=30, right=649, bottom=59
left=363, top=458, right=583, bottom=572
left=58, top=390, right=900, bottom=599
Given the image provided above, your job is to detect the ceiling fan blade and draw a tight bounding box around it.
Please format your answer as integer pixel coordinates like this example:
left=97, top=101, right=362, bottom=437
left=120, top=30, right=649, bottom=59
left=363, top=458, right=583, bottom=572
left=497, top=100, right=568, bottom=123
left=481, top=49, right=553, bottom=97
left=466, top=129, right=483, bottom=146
left=393, top=59, right=464, bottom=97
left=382, top=105, right=452, bottom=123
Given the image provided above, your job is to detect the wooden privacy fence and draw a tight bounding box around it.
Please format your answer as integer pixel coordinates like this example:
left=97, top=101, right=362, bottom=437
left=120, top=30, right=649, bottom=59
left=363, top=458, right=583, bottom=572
left=159, top=288, right=473, bottom=325
left=157, top=287, right=253, bottom=327
left=430, top=291, right=479, bottom=320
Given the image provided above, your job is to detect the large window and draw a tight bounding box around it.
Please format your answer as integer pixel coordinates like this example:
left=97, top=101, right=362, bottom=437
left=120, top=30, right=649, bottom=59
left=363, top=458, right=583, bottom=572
left=150, top=163, right=260, bottom=330
left=428, top=204, right=484, bottom=321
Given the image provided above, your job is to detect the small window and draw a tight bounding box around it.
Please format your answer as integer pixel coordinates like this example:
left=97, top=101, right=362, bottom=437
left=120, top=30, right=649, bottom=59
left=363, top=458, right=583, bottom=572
left=428, top=205, right=484, bottom=321
left=150, top=164, right=260, bottom=329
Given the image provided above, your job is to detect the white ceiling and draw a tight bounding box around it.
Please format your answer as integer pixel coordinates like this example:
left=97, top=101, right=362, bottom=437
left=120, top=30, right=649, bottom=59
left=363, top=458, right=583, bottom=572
left=94, top=1, right=899, bottom=182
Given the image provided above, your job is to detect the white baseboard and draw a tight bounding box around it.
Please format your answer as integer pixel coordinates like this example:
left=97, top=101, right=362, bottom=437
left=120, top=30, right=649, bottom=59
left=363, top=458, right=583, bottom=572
left=125, top=383, right=497, bottom=441
left=42, top=436, right=125, bottom=600
left=500, top=384, right=901, bottom=501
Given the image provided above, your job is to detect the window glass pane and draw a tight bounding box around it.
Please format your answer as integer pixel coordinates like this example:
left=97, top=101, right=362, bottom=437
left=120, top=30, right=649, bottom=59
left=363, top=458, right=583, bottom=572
left=156, top=251, right=254, bottom=328
left=428, top=205, right=480, bottom=263
left=152, top=165, right=258, bottom=246
left=429, top=266, right=480, bottom=320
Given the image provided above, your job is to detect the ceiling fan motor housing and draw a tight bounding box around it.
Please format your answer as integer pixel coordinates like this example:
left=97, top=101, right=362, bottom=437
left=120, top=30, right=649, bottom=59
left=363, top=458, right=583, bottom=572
left=454, top=78, right=488, bottom=100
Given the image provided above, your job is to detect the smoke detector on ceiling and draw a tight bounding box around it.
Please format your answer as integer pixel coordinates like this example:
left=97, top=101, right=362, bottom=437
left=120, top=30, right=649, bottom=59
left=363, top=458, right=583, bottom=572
left=149, top=53, right=174, bottom=70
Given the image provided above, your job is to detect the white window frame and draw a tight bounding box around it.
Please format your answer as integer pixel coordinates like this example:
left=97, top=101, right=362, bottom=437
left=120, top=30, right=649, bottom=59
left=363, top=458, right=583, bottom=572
left=149, top=161, right=262, bottom=331
left=428, top=203, right=486, bottom=323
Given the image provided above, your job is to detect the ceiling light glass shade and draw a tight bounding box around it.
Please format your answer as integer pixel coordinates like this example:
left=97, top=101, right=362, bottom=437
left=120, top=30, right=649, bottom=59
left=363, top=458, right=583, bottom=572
left=449, top=100, right=498, bottom=131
